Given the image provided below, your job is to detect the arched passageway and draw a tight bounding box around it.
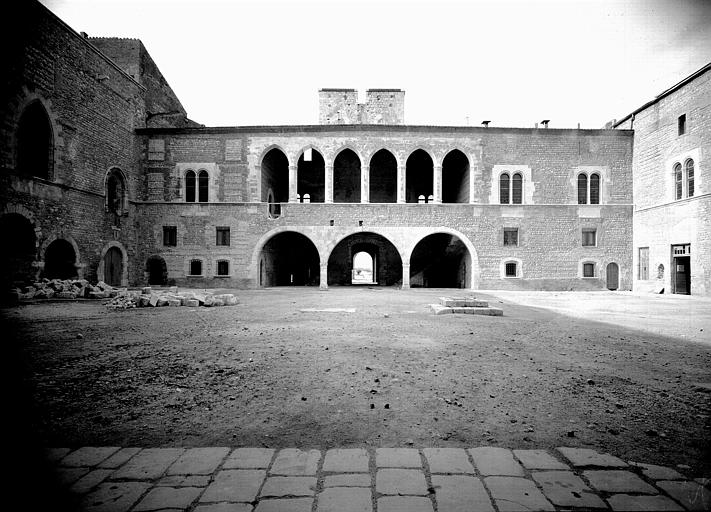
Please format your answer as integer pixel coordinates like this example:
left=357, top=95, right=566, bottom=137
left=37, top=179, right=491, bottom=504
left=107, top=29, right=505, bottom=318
left=297, top=149, right=325, bottom=203
left=0, top=213, right=36, bottom=286
left=44, top=239, right=77, bottom=280
left=103, top=247, right=123, bottom=287
left=442, top=150, right=469, bottom=203
left=606, top=262, right=619, bottom=291
left=410, top=233, right=471, bottom=288
left=17, top=101, right=52, bottom=179
left=406, top=149, right=433, bottom=203
left=369, top=149, right=397, bottom=203
left=352, top=252, right=374, bottom=284
left=146, top=255, right=168, bottom=285
left=261, top=148, right=289, bottom=204
left=333, top=149, right=360, bottom=203
left=259, top=232, right=320, bottom=286
left=327, top=232, right=402, bottom=286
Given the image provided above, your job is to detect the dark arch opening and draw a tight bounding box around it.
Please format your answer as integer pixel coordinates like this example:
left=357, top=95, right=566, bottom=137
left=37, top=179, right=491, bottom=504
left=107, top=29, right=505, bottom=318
left=260, top=232, right=320, bottom=287
left=17, top=101, right=52, bottom=180
left=44, top=239, right=77, bottom=280
left=369, top=149, right=397, bottom=203
left=198, top=170, right=209, bottom=202
left=327, top=232, right=402, bottom=286
left=410, top=233, right=470, bottom=288
left=103, top=247, right=123, bottom=287
left=442, top=150, right=469, bottom=203
left=297, top=149, right=325, bottom=203
left=334, top=149, right=361, bottom=203
left=146, top=255, right=168, bottom=285
left=261, top=148, right=289, bottom=205
left=185, top=171, right=196, bottom=202
left=0, top=213, right=36, bottom=287
left=406, top=149, right=433, bottom=203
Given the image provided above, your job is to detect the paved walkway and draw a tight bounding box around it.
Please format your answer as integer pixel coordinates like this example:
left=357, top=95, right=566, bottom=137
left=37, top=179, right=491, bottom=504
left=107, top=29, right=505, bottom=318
left=48, top=446, right=710, bottom=511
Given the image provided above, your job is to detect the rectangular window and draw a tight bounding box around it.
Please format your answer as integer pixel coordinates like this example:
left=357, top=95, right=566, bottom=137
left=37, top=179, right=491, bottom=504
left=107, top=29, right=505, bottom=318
left=505, top=262, right=518, bottom=277
left=217, top=260, right=229, bottom=276
left=503, top=228, right=518, bottom=246
left=639, top=247, right=649, bottom=280
left=678, top=114, right=686, bottom=136
left=163, top=226, right=177, bottom=247
left=583, top=262, right=595, bottom=278
left=189, top=259, right=202, bottom=276
left=216, top=227, right=230, bottom=246
left=582, top=228, right=597, bottom=247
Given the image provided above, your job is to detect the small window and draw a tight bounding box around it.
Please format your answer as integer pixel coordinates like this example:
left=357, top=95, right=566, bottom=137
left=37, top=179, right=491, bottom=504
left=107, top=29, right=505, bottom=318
left=638, top=247, right=649, bottom=280
left=499, top=173, right=510, bottom=204
left=674, top=163, right=683, bottom=200
left=678, top=114, right=686, bottom=136
left=503, top=228, right=518, bottom=246
left=163, top=226, right=177, bottom=247
left=217, top=260, right=229, bottom=276
left=582, top=228, right=596, bottom=247
left=686, top=159, right=694, bottom=198
left=198, top=170, right=209, bottom=202
left=583, top=262, right=595, bottom=278
left=577, top=173, right=588, bottom=204
left=512, top=173, right=523, bottom=204
left=189, top=259, right=202, bottom=276
left=185, top=170, right=196, bottom=202
left=505, top=262, right=518, bottom=277
left=216, top=226, right=230, bottom=246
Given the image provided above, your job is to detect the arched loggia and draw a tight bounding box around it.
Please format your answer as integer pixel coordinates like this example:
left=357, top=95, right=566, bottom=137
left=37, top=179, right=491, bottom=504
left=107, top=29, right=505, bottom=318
left=259, top=231, right=320, bottom=286
left=409, top=233, right=471, bottom=288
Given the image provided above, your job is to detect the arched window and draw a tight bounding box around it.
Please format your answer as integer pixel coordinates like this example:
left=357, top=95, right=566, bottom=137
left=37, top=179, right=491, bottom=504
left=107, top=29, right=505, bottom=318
left=577, top=173, right=588, bottom=204
left=512, top=173, right=522, bottom=204
left=499, top=173, right=510, bottom=204
left=198, top=170, right=209, bottom=202
left=685, top=159, right=694, bottom=198
left=674, top=163, right=683, bottom=200
left=185, top=170, right=196, bottom=202
left=590, top=173, right=600, bottom=204
left=106, top=169, right=126, bottom=214
left=17, top=101, right=52, bottom=179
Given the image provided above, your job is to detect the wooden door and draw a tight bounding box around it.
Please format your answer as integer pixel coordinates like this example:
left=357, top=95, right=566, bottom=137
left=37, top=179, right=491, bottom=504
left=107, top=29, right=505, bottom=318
left=104, top=247, right=122, bottom=286
left=606, top=262, right=619, bottom=290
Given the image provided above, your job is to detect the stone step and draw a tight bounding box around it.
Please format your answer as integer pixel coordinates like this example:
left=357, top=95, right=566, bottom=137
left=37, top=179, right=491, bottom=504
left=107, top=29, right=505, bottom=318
left=430, top=304, right=503, bottom=316
left=439, top=297, right=489, bottom=308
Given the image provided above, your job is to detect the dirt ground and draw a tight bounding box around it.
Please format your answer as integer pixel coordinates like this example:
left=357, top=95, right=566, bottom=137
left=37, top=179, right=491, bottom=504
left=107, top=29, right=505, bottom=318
left=4, top=287, right=710, bottom=476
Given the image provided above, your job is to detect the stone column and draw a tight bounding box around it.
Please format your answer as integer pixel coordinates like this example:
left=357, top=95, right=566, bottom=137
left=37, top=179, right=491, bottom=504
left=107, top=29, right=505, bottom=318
left=361, top=164, right=369, bottom=203
left=469, top=164, right=476, bottom=204
left=401, top=263, right=410, bottom=289
left=288, top=164, right=298, bottom=203
left=320, top=264, right=328, bottom=289
left=325, top=163, right=334, bottom=203
left=433, top=164, right=442, bottom=203
left=397, top=162, right=405, bottom=203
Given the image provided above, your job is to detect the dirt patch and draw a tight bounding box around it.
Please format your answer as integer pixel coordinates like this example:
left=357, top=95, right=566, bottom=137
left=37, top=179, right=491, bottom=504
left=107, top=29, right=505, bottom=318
left=4, top=288, right=710, bottom=476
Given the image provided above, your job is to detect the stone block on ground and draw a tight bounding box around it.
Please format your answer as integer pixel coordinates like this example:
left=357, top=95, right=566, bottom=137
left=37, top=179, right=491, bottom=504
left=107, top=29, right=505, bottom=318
left=376, top=448, right=422, bottom=468
left=430, top=304, right=452, bottom=315
left=376, top=468, right=428, bottom=495
left=254, top=498, right=313, bottom=512
left=606, top=493, right=684, bottom=511
left=185, top=299, right=200, bottom=307
left=423, top=448, right=475, bottom=474
left=60, top=446, right=120, bottom=467
left=167, top=447, right=230, bottom=475
left=556, top=447, right=628, bottom=468
left=323, top=474, right=371, bottom=487
left=513, top=449, right=568, bottom=470
left=200, top=469, right=266, bottom=503
left=133, top=486, right=202, bottom=511
left=80, top=482, right=151, bottom=512
left=317, top=487, right=372, bottom=512
left=469, top=447, right=524, bottom=476
left=655, top=481, right=711, bottom=511
left=531, top=471, right=607, bottom=508
left=431, top=475, right=495, bottom=512
left=377, top=496, right=434, bottom=512
left=583, top=470, right=658, bottom=494
left=270, top=449, right=321, bottom=476
left=259, top=476, right=317, bottom=497
left=323, top=449, right=369, bottom=473
left=485, top=476, right=555, bottom=511
left=223, top=448, right=275, bottom=469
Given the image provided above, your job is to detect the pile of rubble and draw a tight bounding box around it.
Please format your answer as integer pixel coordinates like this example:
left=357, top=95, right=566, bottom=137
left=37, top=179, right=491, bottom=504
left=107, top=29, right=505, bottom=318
left=16, top=279, right=120, bottom=301
left=105, top=287, right=238, bottom=310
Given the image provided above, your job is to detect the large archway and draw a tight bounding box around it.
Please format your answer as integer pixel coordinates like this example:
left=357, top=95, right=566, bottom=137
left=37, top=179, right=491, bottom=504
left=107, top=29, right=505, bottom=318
left=369, top=149, right=397, bottom=203
left=327, top=232, right=402, bottom=286
left=333, top=149, right=361, bottom=203
left=43, top=239, right=77, bottom=280
left=297, top=148, right=325, bottom=203
left=259, top=231, right=320, bottom=286
left=0, top=213, right=36, bottom=287
left=442, top=149, right=469, bottom=203
left=146, top=255, right=168, bottom=285
left=410, top=233, right=471, bottom=288
left=17, top=101, right=52, bottom=180
left=406, top=149, right=433, bottom=203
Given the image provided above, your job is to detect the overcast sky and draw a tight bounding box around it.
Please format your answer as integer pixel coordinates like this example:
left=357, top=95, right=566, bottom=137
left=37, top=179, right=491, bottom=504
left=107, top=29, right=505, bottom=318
left=41, top=0, right=711, bottom=129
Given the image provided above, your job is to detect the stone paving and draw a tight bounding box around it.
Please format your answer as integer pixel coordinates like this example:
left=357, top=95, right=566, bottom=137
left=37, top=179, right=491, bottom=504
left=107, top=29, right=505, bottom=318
left=48, top=446, right=710, bottom=511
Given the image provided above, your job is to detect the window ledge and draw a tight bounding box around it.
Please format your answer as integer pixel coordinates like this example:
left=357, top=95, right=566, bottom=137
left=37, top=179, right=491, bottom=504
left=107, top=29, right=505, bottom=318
left=187, top=274, right=204, bottom=278
left=213, top=275, right=232, bottom=278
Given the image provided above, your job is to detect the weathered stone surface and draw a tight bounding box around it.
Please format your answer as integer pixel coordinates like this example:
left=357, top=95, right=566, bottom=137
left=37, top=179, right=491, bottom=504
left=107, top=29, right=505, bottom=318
left=194, top=504, right=253, bottom=512
left=469, top=447, right=523, bottom=476
left=259, top=476, right=317, bottom=497
left=607, top=493, right=684, bottom=511
left=377, top=496, right=434, bottom=512
left=270, top=449, right=321, bottom=475
left=513, top=449, right=568, bottom=470
left=97, top=447, right=141, bottom=469
left=323, top=449, right=369, bottom=473
left=46, top=447, right=72, bottom=463
left=323, top=474, right=371, bottom=487
left=583, top=470, right=658, bottom=494
left=157, top=474, right=211, bottom=487
left=167, top=447, right=230, bottom=475
left=200, top=469, right=266, bottom=503
left=556, top=447, right=627, bottom=467
left=656, top=480, right=711, bottom=511
left=70, top=468, right=114, bottom=494
left=224, top=448, right=275, bottom=469
left=80, top=482, right=151, bottom=512
left=110, top=448, right=185, bottom=480
left=531, top=471, right=606, bottom=509
left=56, top=467, right=90, bottom=486
left=376, top=448, right=421, bottom=468
left=254, top=498, right=313, bottom=512
left=485, top=476, right=555, bottom=511
left=628, top=462, right=685, bottom=480
left=59, top=446, right=120, bottom=467
left=431, top=475, right=495, bottom=512
left=184, top=299, right=200, bottom=307
left=430, top=304, right=453, bottom=315
left=133, top=486, right=202, bottom=511
left=317, top=487, right=372, bottom=512
left=423, top=448, right=475, bottom=474
left=376, top=468, right=428, bottom=495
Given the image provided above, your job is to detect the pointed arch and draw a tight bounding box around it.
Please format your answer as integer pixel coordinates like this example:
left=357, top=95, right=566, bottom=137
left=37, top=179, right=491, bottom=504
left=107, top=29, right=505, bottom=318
left=16, top=100, right=53, bottom=180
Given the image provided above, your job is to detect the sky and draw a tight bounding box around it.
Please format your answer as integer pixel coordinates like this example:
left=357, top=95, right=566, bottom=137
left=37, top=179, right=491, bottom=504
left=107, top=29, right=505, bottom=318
left=41, top=0, right=711, bottom=129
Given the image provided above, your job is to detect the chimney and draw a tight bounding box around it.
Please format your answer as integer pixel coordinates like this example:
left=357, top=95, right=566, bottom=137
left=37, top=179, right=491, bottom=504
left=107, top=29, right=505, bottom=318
left=541, top=119, right=550, bottom=128
left=481, top=120, right=491, bottom=127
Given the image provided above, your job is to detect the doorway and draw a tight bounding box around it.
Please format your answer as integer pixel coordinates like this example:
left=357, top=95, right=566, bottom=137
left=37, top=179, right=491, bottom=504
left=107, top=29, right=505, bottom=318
left=104, top=247, right=123, bottom=286
left=672, top=244, right=691, bottom=295
left=606, top=262, right=619, bottom=291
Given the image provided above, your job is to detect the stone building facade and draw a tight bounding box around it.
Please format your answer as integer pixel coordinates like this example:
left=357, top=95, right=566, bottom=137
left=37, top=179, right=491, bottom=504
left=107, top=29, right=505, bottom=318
left=6, top=0, right=706, bottom=295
